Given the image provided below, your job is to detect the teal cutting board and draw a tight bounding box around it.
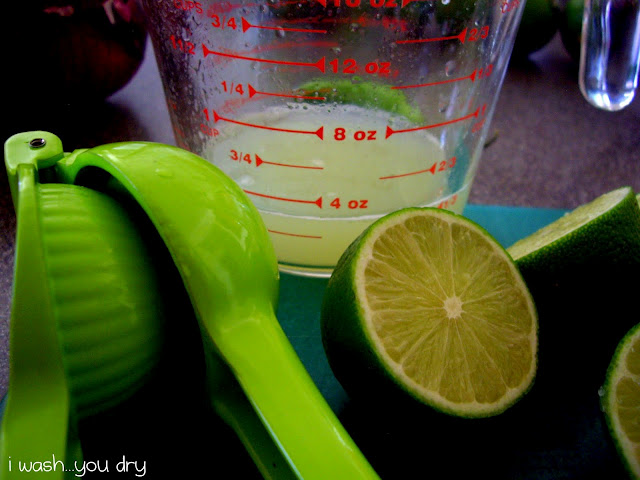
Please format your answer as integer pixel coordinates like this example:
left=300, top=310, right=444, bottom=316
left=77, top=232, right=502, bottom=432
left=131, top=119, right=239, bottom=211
left=0, top=205, right=628, bottom=479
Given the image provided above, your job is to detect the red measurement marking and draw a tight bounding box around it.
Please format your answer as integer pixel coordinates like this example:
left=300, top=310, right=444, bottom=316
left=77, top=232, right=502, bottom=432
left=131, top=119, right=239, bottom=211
left=385, top=108, right=479, bottom=138
left=244, top=190, right=323, bottom=208
left=379, top=157, right=457, bottom=180
left=268, top=229, right=323, bottom=239
left=397, top=28, right=468, bottom=45
left=217, top=96, right=257, bottom=115
left=256, top=154, right=324, bottom=170
left=202, top=44, right=326, bottom=72
left=241, top=17, right=327, bottom=34
left=213, top=110, right=324, bottom=139
left=392, top=70, right=477, bottom=90
left=248, top=84, right=326, bottom=101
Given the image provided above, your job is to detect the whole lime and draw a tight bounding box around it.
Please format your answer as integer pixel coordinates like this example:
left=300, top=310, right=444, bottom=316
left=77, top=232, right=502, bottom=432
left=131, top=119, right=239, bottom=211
left=559, top=0, right=584, bottom=62
left=512, top=0, right=559, bottom=58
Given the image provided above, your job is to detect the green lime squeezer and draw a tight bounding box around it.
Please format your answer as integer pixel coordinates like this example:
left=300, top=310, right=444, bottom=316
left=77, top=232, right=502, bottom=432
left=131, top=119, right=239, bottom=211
left=0, top=131, right=379, bottom=479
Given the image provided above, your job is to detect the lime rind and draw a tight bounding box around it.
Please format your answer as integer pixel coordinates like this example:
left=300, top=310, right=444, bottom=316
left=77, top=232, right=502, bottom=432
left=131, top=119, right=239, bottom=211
left=323, top=207, right=538, bottom=418
left=603, top=322, right=640, bottom=479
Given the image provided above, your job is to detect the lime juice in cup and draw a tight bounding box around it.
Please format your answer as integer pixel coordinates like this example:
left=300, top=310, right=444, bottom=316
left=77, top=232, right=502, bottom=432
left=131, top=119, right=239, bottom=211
left=208, top=103, right=470, bottom=276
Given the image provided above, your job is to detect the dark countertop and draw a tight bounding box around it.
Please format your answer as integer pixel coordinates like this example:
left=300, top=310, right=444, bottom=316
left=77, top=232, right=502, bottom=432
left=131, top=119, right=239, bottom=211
left=1, top=32, right=639, bottom=400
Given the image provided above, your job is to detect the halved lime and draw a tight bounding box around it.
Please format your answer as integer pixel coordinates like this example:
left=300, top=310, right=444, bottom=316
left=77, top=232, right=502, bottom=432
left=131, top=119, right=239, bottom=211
left=507, top=186, right=640, bottom=314
left=602, top=322, right=640, bottom=479
left=507, top=186, right=640, bottom=385
left=320, top=207, right=538, bottom=418
left=508, top=187, right=640, bottom=273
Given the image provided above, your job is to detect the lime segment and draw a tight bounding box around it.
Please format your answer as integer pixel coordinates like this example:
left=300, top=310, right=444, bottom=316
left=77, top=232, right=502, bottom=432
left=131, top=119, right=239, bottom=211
left=603, top=323, right=640, bottom=479
left=321, top=208, right=538, bottom=418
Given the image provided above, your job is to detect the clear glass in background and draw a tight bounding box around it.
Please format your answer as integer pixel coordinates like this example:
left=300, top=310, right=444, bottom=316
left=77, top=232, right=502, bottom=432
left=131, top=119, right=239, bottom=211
left=580, top=0, right=640, bottom=111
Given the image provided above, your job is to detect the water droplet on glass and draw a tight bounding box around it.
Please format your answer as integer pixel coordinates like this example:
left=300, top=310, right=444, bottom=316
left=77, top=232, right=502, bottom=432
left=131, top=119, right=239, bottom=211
left=332, top=46, right=342, bottom=55
left=441, top=0, right=450, bottom=5
left=276, top=28, right=286, bottom=38
left=350, top=23, right=360, bottom=32
left=445, top=60, right=457, bottom=76
left=598, top=386, right=605, bottom=398
left=438, top=97, right=450, bottom=113
left=238, top=174, right=255, bottom=187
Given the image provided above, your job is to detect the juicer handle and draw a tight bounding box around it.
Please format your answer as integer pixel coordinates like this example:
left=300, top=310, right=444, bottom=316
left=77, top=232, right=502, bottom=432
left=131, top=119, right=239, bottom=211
left=579, top=0, right=640, bottom=111
left=202, top=307, right=381, bottom=480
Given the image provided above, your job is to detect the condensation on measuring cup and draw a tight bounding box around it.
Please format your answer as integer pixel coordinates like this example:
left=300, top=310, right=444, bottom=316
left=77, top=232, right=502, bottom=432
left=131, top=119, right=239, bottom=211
left=236, top=174, right=256, bottom=189
left=445, top=60, right=458, bottom=77
left=438, top=93, right=451, bottom=113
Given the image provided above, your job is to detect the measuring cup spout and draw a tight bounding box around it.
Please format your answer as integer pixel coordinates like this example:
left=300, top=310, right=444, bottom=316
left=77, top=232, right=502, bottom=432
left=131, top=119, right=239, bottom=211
left=579, top=0, right=640, bottom=111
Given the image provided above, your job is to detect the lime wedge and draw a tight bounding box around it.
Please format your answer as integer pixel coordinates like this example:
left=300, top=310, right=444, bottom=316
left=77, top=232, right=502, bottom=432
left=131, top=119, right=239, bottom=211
left=602, top=322, right=640, bottom=479
left=321, top=207, right=538, bottom=418
left=296, top=79, right=424, bottom=124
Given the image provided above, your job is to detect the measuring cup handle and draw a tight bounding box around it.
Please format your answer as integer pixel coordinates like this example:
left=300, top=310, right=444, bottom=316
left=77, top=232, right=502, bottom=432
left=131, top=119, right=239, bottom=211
left=579, top=0, right=640, bottom=111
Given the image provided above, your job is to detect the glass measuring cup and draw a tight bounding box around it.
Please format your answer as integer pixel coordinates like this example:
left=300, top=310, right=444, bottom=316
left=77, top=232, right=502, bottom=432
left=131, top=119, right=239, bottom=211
left=142, top=0, right=526, bottom=277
